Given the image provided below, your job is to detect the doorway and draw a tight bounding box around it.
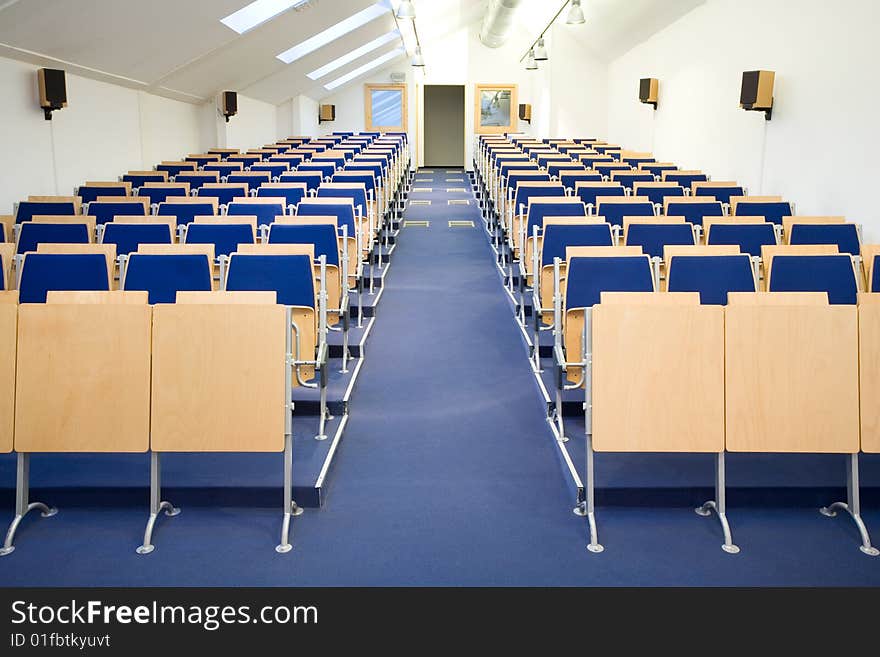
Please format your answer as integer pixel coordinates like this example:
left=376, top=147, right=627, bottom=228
left=423, top=85, right=465, bottom=168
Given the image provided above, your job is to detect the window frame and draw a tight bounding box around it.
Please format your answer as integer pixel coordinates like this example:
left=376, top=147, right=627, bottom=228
left=364, top=83, right=408, bottom=132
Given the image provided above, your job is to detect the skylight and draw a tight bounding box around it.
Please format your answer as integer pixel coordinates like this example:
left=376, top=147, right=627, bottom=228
left=324, top=47, right=405, bottom=91
left=307, top=31, right=401, bottom=80
left=221, top=0, right=309, bottom=35
left=276, top=2, right=390, bottom=65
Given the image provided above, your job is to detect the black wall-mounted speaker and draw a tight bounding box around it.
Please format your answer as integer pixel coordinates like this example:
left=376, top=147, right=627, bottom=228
left=38, top=68, right=67, bottom=120
left=740, top=70, right=775, bottom=119
left=639, top=78, right=658, bottom=108
left=518, top=103, right=532, bottom=122
left=222, top=91, right=238, bottom=122
left=319, top=104, right=336, bottom=124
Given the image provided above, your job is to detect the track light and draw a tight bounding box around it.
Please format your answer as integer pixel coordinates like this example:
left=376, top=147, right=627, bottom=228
left=525, top=49, right=538, bottom=70
left=396, top=0, right=416, bottom=19
left=411, top=45, right=425, bottom=67
left=566, top=0, right=585, bottom=25
left=533, top=37, right=548, bottom=61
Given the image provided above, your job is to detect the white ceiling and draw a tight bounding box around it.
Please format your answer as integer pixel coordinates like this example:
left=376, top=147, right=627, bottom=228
left=0, top=0, right=704, bottom=105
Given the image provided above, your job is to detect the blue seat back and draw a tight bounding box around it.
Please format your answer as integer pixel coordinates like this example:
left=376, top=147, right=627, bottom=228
left=123, top=254, right=212, bottom=304
left=506, top=173, right=550, bottom=193
left=664, top=172, right=707, bottom=188
left=87, top=201, right=147, bottom=225
left=156, top=163, right=194, bottom=178
left=547, top=162, right=581, bottom=178
left=257, top=186, right=306, bottom=207
left=317, top=187, right=368, bottom=214
left=695, top=185, right=744, bottom=204
left=623, top=157, right=656, bottom=167
left=667, top=255, right=756, bottom=304
left=873, top=255, right=880, bottom=293
left=268, top=224, right=339, bottom=266
left=768, top=255, right=858, bottom=305
left=227, top=201, right=285, bottom=227
left=78, top=186, right=126, bottom=204
left=122, top=173, right=165, bottom=188
left=560, top=172, right=602, bottom=190
left=344, top=163, right=383, bottom=179
left=227, top=174, right=268, bottom=192
left=251, top=164, right=288, bottom=179
left=788, top=223, right=861, bottom=256
left=526, top=201, right=586, bottom=233
left=175, top=174, right=214, bottom=191
left=514, top=185, right=565, bottom=212
left=641, top=164, right=677, bottom=177
left=279, top=172, right=323, bottom=191
left=331, top=173, right=376, bottom=195
left=137, top=186, right=188, bottom=206
left=707, top=223, right=776, bottom=257
left=625, top=223, right=695, bottom=258
left=204, top=164, right=242, bottom=176
left=640, top=185, right=685, bottom=206
left=734, top=201, right=792, bottom=225
left=101, top=223, right=172, bottom=256
left=15, top=201, right=76, bottom=223
left=296, top=202, right=356, bottom=236
left=576, top=185, right=625, bottom=209
left=566, top=256, right=654, bottom=309
left=595, top=164, right=632, bottom=178
left=665, top=201, right=723, bottom=227
left=298, top=163, right=336, bottom=178
left=541, top=224, right=614, bottom=266
left=197, top=187, right=247, bottom=205
left=614, top=173, right=655, bottom=190
left=184, top=155, right=216, bottom=168
left=19, top=254, right=109, bottom=303
left=185, top=223, right=255, bottom=257
left=157, top=202, right=216, bottom=225
left=313, top=156, right=345, bottom=169
left=598, top=201, right=654, bottom=227
left=17, top=222, right=90, bottom=254
left=270, top=155, right=304, bottom=168
left=226, top=254, right=315, bottom=308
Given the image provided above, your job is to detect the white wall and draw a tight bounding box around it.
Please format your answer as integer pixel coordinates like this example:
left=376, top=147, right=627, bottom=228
left=607, top=0, right=880, bottom=239
left=222, top=93, right=277, bottom=151
left=0, top=55, right=202, bottom=215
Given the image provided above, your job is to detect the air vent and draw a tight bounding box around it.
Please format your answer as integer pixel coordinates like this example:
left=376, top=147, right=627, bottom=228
left=447, top=199, right=470, bottom=205
left=403, top=220, right=430, bottom=227
left=448, top=220, right=474, bottom=228
left=411, top=187, right=433, bottom=192
left=410, top=200, right=431, bottom=206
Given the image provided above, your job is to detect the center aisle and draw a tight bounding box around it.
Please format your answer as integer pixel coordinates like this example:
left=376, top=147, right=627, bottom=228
left=293, top=168, right=579, bottom=584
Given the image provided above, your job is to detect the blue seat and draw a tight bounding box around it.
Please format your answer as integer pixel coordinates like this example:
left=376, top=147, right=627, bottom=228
left=227, top=173, right=269, bottom=192
left=226, top=254, right=315, bottom=308
left=733, top=201, right=791, bottom=225
left=198, top=186, right=247, bottom=206
left=279, top=172, right=323, bottom=192
left=251, top=164, right=288, bottom=179
left=344, top=163, right=383, bottom=180
left=15, top=201, right=76, bottom=223
left=639, top=185, right=685, bottom=206
left=185, top=223, right=255, bottom=258
left=156, top=163, right=195, bottom=178
left=667, top=255, right=756, bottom=304
left=122, top=173, right=165, bottom=188
left=625, top=223, right=695, bottom=258
left=298, top=162, right=336, bottom=178
left=17, top=222, right=90, bottom=254
left=706, top=223, right=777, bottom=257
left=560, top=172, right=602, bottom=191
left=123, top=254, right=212, bottom=304
left=613, top=172, right=655, bottom=191
left=595, top=164, right=632, bottom=179
left=270, top=155, right=304, bottom=168
left=665, top=200, right=723, bottom=227
left=641, top=164, right=677, bottom=178
left=331, top=173, right=376, bottom=197
left=695, top=185, right=744, bottom=204
left=228, top=156, right=260, bottom=168
left=157, top=201, right=216, bottom=226
left=526, top=201, right=586, bottom=237
left=18, top=254, right=109, bottom=303
left=547, top=163, right=582, bottom=179
left=788, top=223, right=861, bottom=256
left=257, top=186, right=306, bottom=208
left=566, top=256, right=654, bottom=309
left=872, top=255, right=880, bottom=292
left=576, top=184, right=625, bottom=210
left=505, top=174, right=548, bottom=196
left=513, top=185, right=565, bottom=214
left=623, top=157, right=655, bottom=167
left=537, top=155, right=567, bottom=168
left=227, top=201, right=286, bottom=227
left=101, top=223, right=172, bottom=256
left=768, top=255, right=858, bottom=305
left=86, top=201, right=147, bottom=225
left=268, top=224, right=339, bottom=266
left=204, top=164, right=243, bottom=178
left=541, top=224, right=614, bottom=267
left=317, top=187, right=368, bottom=216
left=313, top=156, right=346, bottom=169
left=137, top=186, right=188, bottom=207
left=175, top=174, right=216, bottom=191
left=597, top=201, right=654, bottom=228
left=296, top=202, right=356, bottom=237
left=185, top=155, right=217, bottom=168
left=664, top=172, right=707, bottom=188
left=77, top=185, right=126, bottom=204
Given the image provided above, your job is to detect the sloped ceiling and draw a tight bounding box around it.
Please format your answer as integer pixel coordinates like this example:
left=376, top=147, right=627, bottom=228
left=0, top=0, right=704, bottom=106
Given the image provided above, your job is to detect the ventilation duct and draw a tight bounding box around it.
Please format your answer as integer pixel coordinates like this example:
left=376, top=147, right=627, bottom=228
left=479, top=0, right=524, bottom=48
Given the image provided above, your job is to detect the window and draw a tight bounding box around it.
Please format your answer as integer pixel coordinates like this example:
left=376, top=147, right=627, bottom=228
left=364, top=84, right=407, bottom=132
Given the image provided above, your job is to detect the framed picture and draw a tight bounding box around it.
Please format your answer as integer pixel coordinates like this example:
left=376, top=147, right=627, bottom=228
left=474, top=83, right=518, bottom=134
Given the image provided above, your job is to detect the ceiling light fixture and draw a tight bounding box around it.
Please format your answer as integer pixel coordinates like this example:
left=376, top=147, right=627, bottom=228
left=566, top=0, right=586, bottom=25
left=395, top=0, right=416, bottom=19
left=533, top=37, right=548, bottom=61
left=525, top=49, right=538, bottom=70
left=411, top=45, right=425, bottom=67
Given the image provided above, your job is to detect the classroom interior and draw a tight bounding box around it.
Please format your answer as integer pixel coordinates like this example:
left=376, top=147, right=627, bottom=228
left=0, top=0, right=878, bottom=587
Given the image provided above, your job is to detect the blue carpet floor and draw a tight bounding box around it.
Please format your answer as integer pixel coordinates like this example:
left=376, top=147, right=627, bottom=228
left=0, top=170, right=878, bottom=586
